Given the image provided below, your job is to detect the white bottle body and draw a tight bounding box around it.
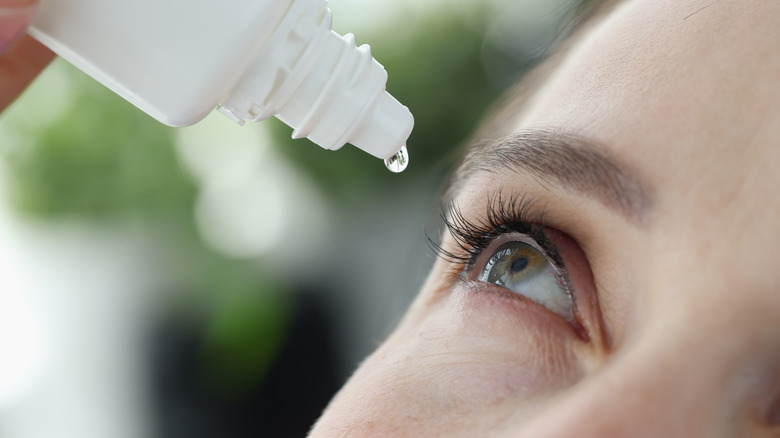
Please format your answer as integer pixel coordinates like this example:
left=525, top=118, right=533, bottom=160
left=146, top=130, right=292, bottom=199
left=28, top=0, right=414, bottom=161
left=29, top=0, right=292, bottom=127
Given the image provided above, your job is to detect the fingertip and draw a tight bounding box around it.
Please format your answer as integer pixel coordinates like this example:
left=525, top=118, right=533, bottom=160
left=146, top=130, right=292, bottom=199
left=0, top=0, right=38, bottom=55
left=0, top=34, right=54, bottom=112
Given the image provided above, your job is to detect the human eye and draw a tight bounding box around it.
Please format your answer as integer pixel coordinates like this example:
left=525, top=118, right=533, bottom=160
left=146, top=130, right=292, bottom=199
left=472, top=236, right=573, bottom=322
left=430, top=193, right=587, bottom=337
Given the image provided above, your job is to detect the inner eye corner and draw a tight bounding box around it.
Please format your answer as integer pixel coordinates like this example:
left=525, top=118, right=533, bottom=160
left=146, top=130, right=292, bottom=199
left=768, top=395, right=780, bottom=427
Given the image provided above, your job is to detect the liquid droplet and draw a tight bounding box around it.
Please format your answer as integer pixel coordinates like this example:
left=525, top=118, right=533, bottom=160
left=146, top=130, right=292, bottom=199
left=384, top=145, right=409, bottom=173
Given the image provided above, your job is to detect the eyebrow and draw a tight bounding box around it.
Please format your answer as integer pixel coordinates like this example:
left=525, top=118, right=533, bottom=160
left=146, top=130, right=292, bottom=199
left=451, top=128, right=653, bottom=223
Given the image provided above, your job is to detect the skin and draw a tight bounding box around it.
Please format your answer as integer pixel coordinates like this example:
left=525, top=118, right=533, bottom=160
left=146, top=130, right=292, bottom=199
left=0, top=0, right=55, bottom=111
left=309, top=0, right=780, bottom=437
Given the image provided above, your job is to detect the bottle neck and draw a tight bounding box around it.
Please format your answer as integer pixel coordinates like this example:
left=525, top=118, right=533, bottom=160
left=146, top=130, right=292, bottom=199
left=218, top=0, right=413, bottom=160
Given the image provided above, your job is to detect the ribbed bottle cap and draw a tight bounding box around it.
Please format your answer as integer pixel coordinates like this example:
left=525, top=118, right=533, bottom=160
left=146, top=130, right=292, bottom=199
left=349, top=91, right=413, bottom=160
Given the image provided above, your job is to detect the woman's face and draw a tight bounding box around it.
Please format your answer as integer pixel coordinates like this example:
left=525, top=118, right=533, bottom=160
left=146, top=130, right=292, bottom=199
left=310, top=1, right=780, bottom=436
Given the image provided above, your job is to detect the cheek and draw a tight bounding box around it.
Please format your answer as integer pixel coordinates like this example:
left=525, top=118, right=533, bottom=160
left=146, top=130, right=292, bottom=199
left=310, top=287, right=582, bottom=436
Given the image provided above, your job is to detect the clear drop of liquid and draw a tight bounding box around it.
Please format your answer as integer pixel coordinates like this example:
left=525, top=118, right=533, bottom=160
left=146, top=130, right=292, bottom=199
left=384, top=145, right=409, bottom=173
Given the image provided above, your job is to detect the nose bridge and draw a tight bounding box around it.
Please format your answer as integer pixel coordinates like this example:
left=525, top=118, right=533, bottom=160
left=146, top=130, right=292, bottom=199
left=512, top=331, right=731, bottom=438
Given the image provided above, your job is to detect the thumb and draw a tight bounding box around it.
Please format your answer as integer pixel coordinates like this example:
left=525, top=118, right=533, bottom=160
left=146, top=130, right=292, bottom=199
left=0, top=0, right=54, bottom=112
left=0, top=0, right=37, bottom=55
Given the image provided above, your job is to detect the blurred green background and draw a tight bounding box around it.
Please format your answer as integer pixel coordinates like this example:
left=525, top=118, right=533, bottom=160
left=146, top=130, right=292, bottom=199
left=0, top=0, right=584, bottom=436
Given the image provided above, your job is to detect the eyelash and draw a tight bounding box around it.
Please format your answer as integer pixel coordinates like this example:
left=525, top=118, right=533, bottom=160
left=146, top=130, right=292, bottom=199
left=431, top=193, right=553, bottom=262
left=428, top=193, right=574, bottom=299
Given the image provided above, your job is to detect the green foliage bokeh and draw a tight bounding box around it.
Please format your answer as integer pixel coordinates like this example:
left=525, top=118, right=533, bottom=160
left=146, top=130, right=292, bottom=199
left=3, top=68, right=195, bottom=221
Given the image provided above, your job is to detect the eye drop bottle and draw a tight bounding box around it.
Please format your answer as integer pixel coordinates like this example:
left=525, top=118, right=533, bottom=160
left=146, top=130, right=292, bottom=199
left=27, top=0, right=413, bottom=166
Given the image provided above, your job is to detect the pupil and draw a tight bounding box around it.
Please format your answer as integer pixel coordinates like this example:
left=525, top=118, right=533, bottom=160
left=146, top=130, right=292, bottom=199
left=511, top=257, right=529, bottom=272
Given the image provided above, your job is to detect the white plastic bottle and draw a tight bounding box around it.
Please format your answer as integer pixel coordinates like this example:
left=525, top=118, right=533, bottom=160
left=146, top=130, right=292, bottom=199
left=27, top=0, right=413, bottom=169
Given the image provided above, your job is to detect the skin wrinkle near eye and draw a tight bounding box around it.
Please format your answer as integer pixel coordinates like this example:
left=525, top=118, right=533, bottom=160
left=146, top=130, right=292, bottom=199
left=451, top=128, right=654, bottom=225
left=366, top=283, right=584, bottom=415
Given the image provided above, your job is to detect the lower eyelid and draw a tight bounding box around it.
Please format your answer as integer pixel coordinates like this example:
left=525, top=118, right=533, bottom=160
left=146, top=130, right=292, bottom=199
left=461, top=278, right=588, bottom=341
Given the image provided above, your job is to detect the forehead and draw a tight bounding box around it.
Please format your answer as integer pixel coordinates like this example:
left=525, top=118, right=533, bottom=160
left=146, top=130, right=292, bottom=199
left=514, top=0, right=780, bottom=223
left=521, top=0, right=780, bottom=143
